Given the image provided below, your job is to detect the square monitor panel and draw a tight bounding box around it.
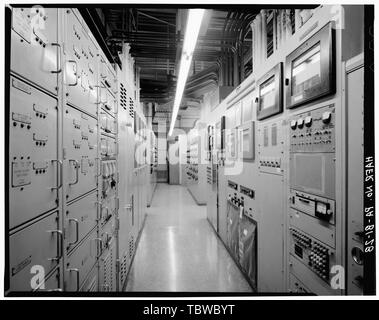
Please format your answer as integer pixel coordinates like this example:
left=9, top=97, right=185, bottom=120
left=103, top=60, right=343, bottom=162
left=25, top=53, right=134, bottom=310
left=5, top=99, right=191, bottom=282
left=257, top=62, right=283, bottom=120
left=285, top=22, right=335, bottom=109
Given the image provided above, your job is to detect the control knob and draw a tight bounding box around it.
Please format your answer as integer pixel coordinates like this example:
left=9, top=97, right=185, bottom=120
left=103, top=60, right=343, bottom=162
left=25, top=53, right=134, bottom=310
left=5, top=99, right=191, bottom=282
left=297, top=118, right=304, bottom=129
left=305, top=116, right=312, bottom=127
left=322, top=111, right=332, bottom=124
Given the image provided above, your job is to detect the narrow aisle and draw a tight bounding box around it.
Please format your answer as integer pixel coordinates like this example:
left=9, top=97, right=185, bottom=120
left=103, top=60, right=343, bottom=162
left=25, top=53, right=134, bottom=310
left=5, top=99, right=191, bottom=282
left=125, top=184, right=253, bottom=292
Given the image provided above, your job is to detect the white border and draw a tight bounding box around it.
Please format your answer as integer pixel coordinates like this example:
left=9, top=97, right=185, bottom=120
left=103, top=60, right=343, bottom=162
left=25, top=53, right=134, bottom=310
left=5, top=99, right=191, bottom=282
left=0, top=0, right=377, bottom=300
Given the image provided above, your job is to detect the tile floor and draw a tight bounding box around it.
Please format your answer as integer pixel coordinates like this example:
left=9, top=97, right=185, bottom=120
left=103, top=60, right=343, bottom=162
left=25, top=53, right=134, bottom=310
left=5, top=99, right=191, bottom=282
left=124, top=183, right=253, bottom=292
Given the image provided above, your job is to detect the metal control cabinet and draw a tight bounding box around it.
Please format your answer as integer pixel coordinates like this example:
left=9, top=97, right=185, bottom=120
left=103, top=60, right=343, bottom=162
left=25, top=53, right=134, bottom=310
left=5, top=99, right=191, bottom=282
left=64, top=9, right=99, bottom=117
left=346, top=56, right=364, bottom=295
left=63, top=104, right=98, bottom=202
left=9, top=76, right=59, bottom=230
left=116, top=80, right=135, bottom=289
left=65, top=191, right=98, bottom=254
left=11, top=8, right=60, bottom=95
left=7, top=7, right=147, bottom=294
left=9, top=211, right=61, bottom=291
left=65, top=228, right=98, bottom=291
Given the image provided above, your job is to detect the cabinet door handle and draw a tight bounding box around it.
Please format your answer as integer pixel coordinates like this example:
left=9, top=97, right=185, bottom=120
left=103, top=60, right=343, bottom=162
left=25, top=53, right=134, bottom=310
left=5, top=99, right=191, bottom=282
left=51, top=43, right=62, bottom=74
left=46, top=229, right=63, bottom=261
left=94, top=238, right=104, bottom=257
left=51, top=159, right=63, bottom=190
left=69, top=159, right=79, bottom=185
left=67, top=60, right=78, bottom=86
left=67, top=268, right=80, bottom=291
left=47, top=288, right=63, bottom=292
left=68, top=218, right=79, bottom=246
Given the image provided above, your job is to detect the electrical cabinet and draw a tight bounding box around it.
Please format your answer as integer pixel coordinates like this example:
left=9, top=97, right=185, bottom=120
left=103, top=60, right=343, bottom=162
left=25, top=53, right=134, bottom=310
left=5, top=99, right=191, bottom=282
left=65, top=228, right=98, bottom=291
left=346, top=58, right=364, bottom=294
left=289, top=104, right=336, bottom=199
left=63, top=104, right=98, bottom=201
left=9, top=211, right=61, bottom=291
left=64, top=9, right=98, bottom=117
left=257, top=172, right=285, bottom=292
left=99, top=238, right=117, bottom=291
left=9, top=76, right=59, bottom=230
left=7, top=7, right=148, bottom=294
left=65, top=191, right=98, bottom=253
left=11, top=8, right=60, bottom=95
left=116, top=84, right=135, bottom=289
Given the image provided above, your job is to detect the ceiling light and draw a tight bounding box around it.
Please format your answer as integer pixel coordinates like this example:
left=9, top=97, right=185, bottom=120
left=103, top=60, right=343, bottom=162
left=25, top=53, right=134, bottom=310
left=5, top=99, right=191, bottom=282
left=168, top=9, right=205, bottom=136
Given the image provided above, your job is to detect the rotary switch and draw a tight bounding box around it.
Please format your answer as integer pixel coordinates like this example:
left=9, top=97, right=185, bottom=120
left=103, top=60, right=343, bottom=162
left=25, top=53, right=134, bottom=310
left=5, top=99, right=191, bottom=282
left=305, top=116, right=312, bottom=127
left=322, top=111, right=332, bottom=124
left=290, top=120, right=297, bottom=130
left=297, top=118, right=304, bottom=129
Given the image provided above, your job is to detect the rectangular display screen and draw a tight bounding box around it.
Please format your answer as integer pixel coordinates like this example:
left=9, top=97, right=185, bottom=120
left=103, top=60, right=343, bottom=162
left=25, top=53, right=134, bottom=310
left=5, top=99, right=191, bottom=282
left=291, top=43, right=321, bottom=100
left=259, top=75, right=276, bottom=110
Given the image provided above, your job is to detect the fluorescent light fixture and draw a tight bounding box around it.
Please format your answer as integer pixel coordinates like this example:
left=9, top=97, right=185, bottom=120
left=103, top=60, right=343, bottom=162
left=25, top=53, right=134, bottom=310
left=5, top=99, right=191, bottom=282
left=168, top=9, right=205, bottom=136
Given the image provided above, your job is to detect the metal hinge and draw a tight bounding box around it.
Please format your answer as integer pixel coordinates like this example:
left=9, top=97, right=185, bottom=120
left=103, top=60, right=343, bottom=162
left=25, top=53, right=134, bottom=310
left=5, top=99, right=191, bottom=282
left=115, top=216, right=120, bottom=231
left=63, top=148, right=67, bottom=160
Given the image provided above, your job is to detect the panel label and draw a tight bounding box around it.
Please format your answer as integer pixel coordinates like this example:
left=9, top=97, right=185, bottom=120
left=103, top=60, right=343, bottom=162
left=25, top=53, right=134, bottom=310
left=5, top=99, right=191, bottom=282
left=12, top=161, right=32, bottom=187
left=12, top=255, right=32, bottom=276
left=12, top=112, right=31, bottom=124
left=12, top=78, right=31, bottom=95
left=81, top=158, right=89, bottom=174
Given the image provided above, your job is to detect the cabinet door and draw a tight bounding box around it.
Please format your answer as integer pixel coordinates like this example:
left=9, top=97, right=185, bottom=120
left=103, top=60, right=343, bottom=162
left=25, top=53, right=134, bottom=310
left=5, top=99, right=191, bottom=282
left=65, top=192, right=98, bottom=253
left=65, top=229, right=98, bottom=291
left=64, top=9, right=98, bottom=117
left=99, top=239, right=117, bottom=291
left=11, top=8, right=59, bottom=94
left=9, top=211, right=61, bottom=291
left=63, top=105, right=98, bottom=201
left=9, top=77, right=58, bottom=229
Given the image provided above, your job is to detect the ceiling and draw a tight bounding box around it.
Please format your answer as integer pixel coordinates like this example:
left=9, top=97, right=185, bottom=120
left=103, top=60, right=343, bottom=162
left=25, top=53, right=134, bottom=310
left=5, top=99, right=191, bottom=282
left=92, top=7, right=260, bottom=105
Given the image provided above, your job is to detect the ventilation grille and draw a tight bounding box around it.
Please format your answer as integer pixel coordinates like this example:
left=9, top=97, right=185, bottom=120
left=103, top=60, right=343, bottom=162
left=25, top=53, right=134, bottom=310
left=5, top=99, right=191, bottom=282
left=120, top=254, right=128, bottom=285
left=120, top=83, right=127, bottom=110
left=129, top=97, right=135, bottom=118
left=129, top=236, right=135, bottom=259
left=103, top=248, right=115, bottom=291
